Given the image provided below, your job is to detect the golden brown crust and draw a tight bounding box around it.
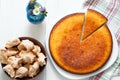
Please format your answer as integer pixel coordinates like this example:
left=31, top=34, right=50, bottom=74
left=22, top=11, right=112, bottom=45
left=49, top=12, right=112, bottom=74
left=82, top=9, right=108, bottom=40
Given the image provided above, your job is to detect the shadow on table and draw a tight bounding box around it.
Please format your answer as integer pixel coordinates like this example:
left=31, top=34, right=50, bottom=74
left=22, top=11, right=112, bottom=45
left=26, top=21, right=46, bottom=45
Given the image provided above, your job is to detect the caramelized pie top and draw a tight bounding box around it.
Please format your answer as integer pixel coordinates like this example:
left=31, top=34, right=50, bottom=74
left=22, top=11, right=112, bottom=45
left=49, top=10, right=112, bottom=74
left=81, top=9, right=107, bottom=40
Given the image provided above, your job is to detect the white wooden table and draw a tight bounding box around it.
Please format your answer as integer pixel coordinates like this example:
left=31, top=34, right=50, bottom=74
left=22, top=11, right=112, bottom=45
left=0, top=0, right=120, bottom=80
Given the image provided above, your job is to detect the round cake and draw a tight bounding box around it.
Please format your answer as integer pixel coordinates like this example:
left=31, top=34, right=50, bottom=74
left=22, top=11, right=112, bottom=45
left=49, top=13, right=112, bottom=74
